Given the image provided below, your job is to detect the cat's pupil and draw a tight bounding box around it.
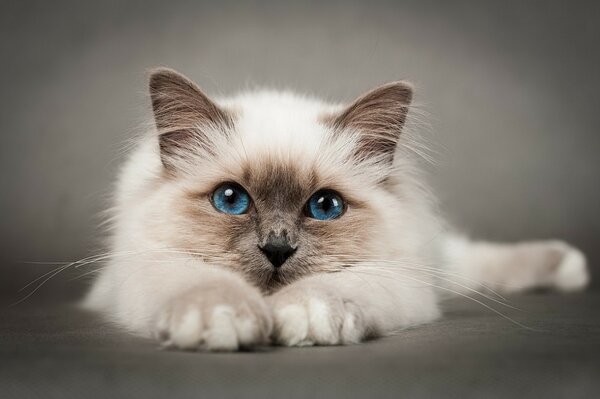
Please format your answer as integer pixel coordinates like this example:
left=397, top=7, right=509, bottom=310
left=317, top=196, right=339, bottom=213
left=317, top=196, right=331, bottom=212
left=224, top=188, right=236, bottom=204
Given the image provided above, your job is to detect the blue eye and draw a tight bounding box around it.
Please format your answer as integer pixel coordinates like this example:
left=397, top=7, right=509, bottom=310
left=211, top=183, right=251, bottom=215
left=305, top=190, right=345, bottom=220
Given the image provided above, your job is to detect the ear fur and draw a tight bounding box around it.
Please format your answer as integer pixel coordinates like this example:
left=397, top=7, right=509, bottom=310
left=326, top=81, right=413, bottom=164
left=148, top=68, right=232, bottom=171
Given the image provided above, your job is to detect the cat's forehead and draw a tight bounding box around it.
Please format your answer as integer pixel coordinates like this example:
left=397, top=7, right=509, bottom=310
left=241, top=158, right=318, bottom=208
left=221, top=91, right=338, bottom=155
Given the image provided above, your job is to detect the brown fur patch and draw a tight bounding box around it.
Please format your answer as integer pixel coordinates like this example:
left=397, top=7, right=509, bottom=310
left=169, top=156, right=380, bottom=292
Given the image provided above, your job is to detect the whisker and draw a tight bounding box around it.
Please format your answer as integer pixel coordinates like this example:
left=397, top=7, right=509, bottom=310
left=349, top=269, right=536, bottom=330
left=10, top=263, right=74, bottom=307
left=324, top=255, right=507, bottom=301
left=351, top=265, right=519, bottom=311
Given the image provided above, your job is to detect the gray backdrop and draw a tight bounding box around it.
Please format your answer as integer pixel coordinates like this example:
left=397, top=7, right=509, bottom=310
left=1, top=0, right=599, bottom=301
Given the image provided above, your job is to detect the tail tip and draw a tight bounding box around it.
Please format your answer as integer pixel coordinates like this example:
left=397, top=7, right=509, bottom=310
left=554, top=247, right=589, bottom=292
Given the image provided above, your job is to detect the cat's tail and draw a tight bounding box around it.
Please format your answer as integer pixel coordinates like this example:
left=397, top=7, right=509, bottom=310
left=439, top=234, right=589, bottom=295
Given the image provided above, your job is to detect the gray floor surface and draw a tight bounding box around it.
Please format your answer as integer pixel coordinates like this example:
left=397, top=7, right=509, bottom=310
left=1, top=292, right=599, bottom=398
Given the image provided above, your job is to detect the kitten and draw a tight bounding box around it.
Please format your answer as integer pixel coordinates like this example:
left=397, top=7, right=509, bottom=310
left=85, top=68, right=589, bottom=351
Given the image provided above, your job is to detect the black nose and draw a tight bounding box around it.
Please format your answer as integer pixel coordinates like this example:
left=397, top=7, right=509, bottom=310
left=259, top=235, right=297, bottom=268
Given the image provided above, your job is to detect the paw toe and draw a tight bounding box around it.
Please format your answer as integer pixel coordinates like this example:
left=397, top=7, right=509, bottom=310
left=340, top=302, right=364, bottom=344
left=274, top=304, right=310, bottom=346
left=170, top=307, right=203, bottom=349
left=307, top=298, right=341, bottom=345
left=204, top=305, right=239, bottom=351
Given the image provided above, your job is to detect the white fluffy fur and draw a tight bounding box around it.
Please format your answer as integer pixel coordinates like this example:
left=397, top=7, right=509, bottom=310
left=85, top=87, right=589, bottom=351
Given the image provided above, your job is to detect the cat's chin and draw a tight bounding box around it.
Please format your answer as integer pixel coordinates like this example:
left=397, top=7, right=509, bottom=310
left=262, top=270, right=291, bottom=294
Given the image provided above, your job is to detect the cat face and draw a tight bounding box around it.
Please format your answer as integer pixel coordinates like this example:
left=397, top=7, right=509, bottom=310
left=147, top=69, right=413, bottom=291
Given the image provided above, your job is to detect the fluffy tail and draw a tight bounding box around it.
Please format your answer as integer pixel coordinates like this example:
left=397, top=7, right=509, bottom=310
left=440, top=235, right=589, bottom=295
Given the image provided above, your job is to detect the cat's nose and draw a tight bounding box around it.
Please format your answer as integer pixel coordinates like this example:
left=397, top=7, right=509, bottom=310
left=259, top=234, right=297, bottom=268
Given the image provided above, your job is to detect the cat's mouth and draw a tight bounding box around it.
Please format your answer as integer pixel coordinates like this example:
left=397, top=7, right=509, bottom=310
left=263, top=269, right=287, bottom=292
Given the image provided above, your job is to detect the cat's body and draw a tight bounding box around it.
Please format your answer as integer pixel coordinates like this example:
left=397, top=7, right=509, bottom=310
left=86, top=69, right=589, bottom=350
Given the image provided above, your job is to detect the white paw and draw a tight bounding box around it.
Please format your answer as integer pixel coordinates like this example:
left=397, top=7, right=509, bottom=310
left=268, top=284, right=367, bottom=347
left=554, top=246, right=589, bottom=292
left=154, top=283, right=272, bottom=351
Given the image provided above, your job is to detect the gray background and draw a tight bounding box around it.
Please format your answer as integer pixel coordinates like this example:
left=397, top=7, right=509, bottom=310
left=1, top=0, right=599, bottom=301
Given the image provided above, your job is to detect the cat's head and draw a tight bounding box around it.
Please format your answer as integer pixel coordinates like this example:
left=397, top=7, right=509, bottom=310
left=147, top=68, right=415, bottom=291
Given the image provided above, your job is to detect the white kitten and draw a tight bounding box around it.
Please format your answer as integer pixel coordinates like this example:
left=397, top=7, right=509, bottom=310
left=85, top=68, right=589, bottom=350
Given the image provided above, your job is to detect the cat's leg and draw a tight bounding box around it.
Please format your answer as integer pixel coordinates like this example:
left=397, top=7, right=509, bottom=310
left=85, top=259, right=272, bottom=351
left=441, top=235, right=589, bottom=294
left=267, top=269, right=440, bottom=347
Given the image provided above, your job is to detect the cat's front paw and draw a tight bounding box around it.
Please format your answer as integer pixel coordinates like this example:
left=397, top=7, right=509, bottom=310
left=153, top=281, right=272, bottom=351
left=268, top=283, right=368, bottom=347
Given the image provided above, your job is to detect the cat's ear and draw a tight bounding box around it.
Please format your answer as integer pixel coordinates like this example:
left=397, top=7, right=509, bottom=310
left=148, top=68, right=232, bottom=171
left=326, top=81, right=413, bottom=164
